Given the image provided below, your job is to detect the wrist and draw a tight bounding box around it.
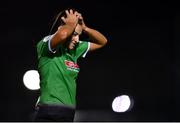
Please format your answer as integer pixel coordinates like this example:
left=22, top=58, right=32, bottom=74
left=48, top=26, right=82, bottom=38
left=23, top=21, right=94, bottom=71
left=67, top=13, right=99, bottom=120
left=83, top=26, right=89, bottom=33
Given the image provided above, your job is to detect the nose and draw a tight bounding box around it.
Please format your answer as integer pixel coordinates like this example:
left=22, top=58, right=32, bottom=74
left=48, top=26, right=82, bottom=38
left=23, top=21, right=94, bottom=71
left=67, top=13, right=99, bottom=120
left=74, top=39, right=78, bottom=43
left=72, top=35, right=79, bottom=43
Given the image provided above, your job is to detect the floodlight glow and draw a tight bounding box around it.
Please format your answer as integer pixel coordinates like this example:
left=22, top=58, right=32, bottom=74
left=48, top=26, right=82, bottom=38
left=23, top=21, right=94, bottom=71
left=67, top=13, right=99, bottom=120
left=112, top=95, right=132, bottom=112
left=23, top=70, right=40, bottom=90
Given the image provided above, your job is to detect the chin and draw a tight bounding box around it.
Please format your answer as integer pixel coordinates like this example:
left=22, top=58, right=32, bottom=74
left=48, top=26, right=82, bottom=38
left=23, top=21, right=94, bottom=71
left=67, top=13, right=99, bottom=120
left=69, top=47, right=75, bottom=50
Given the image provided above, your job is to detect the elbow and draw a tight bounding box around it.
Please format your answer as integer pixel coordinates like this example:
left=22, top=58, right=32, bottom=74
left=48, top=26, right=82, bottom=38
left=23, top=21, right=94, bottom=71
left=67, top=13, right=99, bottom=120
left=104, top=38, right=108, bottom=45
left=102, top=37, right=108, bottom=46
left=97, top=37, right=108, bottom=48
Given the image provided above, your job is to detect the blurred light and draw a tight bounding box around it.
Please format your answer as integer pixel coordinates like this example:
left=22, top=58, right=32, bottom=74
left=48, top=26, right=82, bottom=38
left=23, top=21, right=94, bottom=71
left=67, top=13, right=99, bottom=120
left=23, top=70, right=40, bottom=90
left=112, top=95, right=132, bottom=113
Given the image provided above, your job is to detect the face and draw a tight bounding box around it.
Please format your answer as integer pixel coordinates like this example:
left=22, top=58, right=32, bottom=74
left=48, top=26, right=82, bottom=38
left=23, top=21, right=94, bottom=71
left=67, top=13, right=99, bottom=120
left=68, top=24, right=82, bottom=50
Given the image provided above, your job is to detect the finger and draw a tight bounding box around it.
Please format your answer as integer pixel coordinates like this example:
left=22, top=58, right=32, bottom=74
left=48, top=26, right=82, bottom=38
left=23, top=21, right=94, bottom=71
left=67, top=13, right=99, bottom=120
left=77, top=13, right=81, bottom=19
left=65, top=10, right=69, bottom=16
left=77, top=13, right=83, bottom=19
left=69, top=9, right=73, bottom=14
left=79, top=17, right=83, bottom=22
left=61, top=17, right=66, bottom=23
left=78, top=13, right=82, bottom=18
left=74, top=11, right=78, bottom=16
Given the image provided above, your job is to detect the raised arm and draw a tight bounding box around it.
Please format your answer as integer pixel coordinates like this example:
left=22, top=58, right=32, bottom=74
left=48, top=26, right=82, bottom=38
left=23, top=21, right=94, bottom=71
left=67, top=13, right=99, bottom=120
left=50, top=9, right=80, bottom=50
left=84, top=27, right=108, bottom=51
left=79, top=15, right=108, bottom=51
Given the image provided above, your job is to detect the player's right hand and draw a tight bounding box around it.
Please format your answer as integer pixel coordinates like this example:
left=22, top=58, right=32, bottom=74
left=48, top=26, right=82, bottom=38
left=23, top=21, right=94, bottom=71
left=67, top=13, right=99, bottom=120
left=61, top=9, right=79, bottom=28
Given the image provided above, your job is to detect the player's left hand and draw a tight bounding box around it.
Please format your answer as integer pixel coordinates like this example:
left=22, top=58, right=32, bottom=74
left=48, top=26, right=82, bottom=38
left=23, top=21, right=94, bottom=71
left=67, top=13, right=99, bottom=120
left=78, top=13, right=87, bottom=31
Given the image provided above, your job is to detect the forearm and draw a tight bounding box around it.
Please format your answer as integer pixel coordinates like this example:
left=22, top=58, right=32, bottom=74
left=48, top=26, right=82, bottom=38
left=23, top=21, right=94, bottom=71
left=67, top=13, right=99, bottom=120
left=50, top=24, right=76, bottom=49
left=83, top=27, right=107, bottom=46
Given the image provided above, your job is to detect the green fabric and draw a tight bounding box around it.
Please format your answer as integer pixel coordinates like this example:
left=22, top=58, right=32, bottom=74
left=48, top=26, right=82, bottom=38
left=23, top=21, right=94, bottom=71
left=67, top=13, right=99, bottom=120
left=36, top=35, right=89, bottom=106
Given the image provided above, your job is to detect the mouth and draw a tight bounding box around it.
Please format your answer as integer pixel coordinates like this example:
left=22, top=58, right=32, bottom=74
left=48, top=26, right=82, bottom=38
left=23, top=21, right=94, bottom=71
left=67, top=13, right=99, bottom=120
left=70, top=43, right=77, bottom=49
left=72, top=44, right=75, bottom=48
left=69, top=40, right=79, bottom=49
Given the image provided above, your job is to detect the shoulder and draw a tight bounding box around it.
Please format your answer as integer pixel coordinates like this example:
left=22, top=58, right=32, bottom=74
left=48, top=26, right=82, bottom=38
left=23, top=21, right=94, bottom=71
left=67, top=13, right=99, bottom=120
left=37, top=35, right=53, bottom=48
left=42, top=35, right=53, bottom=42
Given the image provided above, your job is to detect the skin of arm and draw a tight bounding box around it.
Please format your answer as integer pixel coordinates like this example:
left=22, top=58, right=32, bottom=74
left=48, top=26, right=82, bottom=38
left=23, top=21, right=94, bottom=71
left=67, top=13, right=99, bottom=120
left=50, top=9, right=108, bottom=51
left=84, top=27, right=108, bottom=51
left=79, top=15, right=108, bottom=51
left=50, top=9, right=80, bottom=50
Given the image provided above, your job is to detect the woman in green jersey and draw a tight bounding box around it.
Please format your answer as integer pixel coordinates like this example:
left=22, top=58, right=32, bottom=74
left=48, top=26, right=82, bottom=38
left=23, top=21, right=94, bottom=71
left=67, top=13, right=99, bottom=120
left=34, top=8, right=107, bottom=121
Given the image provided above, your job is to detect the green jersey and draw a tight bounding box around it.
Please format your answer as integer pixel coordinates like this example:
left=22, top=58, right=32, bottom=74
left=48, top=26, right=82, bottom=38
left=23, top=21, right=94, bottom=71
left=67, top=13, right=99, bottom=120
left=36, top=35, right=89, bottom=107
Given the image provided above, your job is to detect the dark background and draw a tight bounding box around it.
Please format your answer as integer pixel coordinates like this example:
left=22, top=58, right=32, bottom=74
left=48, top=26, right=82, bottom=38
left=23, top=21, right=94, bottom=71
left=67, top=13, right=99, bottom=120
left=1, top=0, right=180, bottom=121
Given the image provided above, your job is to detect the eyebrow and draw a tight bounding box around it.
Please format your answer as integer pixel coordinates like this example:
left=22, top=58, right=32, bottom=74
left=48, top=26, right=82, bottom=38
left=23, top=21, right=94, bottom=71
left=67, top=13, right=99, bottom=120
left=73, top=31, right=80, bottom=36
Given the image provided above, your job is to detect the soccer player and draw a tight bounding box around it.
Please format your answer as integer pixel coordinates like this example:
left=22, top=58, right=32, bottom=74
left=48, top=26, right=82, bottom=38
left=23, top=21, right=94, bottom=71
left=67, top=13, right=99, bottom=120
left=34, top=8, right=108, bottom=121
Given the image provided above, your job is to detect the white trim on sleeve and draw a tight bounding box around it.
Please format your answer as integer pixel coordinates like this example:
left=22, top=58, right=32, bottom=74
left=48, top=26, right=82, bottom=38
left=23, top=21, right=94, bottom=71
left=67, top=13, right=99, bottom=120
left=82, top=42, right=90, bottom=58
left=47, top=35, right=56, bottom=53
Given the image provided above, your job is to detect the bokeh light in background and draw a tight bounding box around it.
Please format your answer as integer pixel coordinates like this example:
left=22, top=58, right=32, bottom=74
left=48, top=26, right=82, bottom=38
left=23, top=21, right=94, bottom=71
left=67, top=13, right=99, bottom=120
left=112, top=95, right=133, bottom=113
left=23, top=70, right=40, bottom=90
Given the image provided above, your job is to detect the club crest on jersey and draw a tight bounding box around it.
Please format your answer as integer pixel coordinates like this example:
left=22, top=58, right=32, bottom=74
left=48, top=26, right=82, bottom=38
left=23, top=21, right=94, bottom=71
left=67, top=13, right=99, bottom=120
left=64, top=60, right=80, bottom=72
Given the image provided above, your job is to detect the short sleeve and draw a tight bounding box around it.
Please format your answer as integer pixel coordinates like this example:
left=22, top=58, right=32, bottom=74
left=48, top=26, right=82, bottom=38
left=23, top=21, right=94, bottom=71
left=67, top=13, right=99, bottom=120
left=36, top=35, right=53, bottom=59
